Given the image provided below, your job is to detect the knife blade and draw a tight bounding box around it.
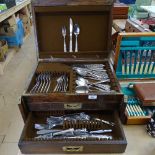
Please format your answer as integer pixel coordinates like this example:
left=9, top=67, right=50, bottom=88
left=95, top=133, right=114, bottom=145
left=69, top=18, right=73, bottom=52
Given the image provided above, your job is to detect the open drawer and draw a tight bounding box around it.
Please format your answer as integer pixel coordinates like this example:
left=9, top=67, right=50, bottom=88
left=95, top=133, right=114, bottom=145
left=18, top=110, right=127, bottom=154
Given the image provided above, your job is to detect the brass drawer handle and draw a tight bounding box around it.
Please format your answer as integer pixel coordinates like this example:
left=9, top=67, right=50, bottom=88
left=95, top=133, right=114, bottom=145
left=64, top=103, right=82, bottom=110
left=62, top=146, right=83, bottom=152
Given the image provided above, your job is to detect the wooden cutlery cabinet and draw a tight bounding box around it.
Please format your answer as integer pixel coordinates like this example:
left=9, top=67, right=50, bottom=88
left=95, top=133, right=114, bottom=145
left=18, top=0, right=127, bottom=154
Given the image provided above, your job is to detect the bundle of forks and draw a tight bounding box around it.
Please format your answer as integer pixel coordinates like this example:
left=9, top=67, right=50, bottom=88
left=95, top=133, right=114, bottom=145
left=53, top=75, right=69, bottom=92
left=30, top=73, right=69, bottom=93
left=30, top=72, right=51, bottom=93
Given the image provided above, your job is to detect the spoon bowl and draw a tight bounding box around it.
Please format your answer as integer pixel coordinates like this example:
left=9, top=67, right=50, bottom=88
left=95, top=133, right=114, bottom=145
left=76, top=86, right=89, bottom=94
left=74, top=24, right=80, bottom=36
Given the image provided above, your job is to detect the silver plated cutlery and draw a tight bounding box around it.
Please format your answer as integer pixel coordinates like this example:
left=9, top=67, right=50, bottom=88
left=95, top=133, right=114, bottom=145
left=62, top=18, right=80, bottom=52
left=30, top=73, right=69, bottom=93
left=53, top=74, right=68, bottom=92
left=73, top=64, right=113, bottom=93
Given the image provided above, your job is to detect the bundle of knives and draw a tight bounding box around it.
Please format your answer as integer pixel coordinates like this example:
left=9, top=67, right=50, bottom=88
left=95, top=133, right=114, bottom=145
left=30, top=72, right=69, bottom=93
left=62, top=18, right=80, bottom=52
left=35, top=128, right=113, bottom=140
left=34, top=112, right=114, bottom=140
left=125, top=97, right=146, bottom=117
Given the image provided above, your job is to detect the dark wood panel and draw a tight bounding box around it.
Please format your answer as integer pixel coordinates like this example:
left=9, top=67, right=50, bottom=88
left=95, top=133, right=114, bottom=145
left=32, top=0, right=113, bottom=59
left=32, top=0, right=113, bottom=6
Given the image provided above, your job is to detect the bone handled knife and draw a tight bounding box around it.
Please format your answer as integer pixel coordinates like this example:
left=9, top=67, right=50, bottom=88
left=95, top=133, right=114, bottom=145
left=69, top=18, right=73, bottom=52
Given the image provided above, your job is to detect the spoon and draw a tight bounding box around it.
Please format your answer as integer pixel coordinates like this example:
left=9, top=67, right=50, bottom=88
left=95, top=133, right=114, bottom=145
left=76, top=85, right=109, bottom=94
left=74, top=67, right=108, bottom=79
left=76, top=86, right=89, bottom=93
left=75, top=68, right=88, bottom=76
left=77, top=77, right=110, bottom=85
left=74, top=24, right=80, bottom=52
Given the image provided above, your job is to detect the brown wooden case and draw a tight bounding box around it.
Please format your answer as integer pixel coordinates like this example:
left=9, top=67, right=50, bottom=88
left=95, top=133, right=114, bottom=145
left=21, top=0, right=124, bottom=111
left=18, top=0, right=127, bottom=154
left=112, top=3, right=129, bottom=19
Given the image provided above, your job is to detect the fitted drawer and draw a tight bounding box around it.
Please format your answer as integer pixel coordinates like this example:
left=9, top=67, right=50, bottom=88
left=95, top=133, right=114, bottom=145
left=18, top=110, right=127, bottom=154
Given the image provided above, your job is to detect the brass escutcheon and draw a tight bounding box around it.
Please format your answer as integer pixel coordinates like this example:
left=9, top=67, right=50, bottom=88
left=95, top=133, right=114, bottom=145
left=64, top=103, right=82, bottom=110
left=62, top=146, right=83, bottom=152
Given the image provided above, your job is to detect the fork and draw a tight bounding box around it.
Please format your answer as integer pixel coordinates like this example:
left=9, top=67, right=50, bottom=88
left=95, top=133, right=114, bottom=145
left=62, top=26, right=67, bottom=52
left=30, top=73, right=42, bottom=93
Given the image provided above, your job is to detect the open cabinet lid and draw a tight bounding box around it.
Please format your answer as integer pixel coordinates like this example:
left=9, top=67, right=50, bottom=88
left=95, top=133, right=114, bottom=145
left=114, top=32, right=155, bottom=79
left=32, top=0, right=113, bottom=60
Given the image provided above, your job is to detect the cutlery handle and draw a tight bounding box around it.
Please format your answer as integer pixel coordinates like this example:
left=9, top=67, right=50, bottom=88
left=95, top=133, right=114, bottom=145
left=69, top=35, right=73, bottom=52
left=75, top=35, right=78, bottom=52
left=90, top=79, right=110, bottom=85
left=64, top=37, right=67, bottom=52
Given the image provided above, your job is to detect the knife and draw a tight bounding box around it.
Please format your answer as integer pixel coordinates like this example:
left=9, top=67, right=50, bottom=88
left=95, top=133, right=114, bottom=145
left=69, top=18, right=73, bottom=52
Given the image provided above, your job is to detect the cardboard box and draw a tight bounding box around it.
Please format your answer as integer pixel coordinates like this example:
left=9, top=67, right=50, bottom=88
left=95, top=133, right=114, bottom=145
left=0, top=25, right=17, bottom=36
left=3, top=16, right=16, bottom=26
left=0, top=40, right=8, bottom=62
left=23, top=22, right=30, bottom=36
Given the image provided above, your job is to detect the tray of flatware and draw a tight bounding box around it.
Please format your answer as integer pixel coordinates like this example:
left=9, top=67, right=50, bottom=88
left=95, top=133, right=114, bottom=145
left=124, top=96, right=151, bottom=125
left=34, top=112, right=114, bottom=140
left=19, top=111, right=125, bottom=141
left=27, top=63, right=75, bottom=94
left=73, top=63, right=119, bottom=94
left=73, top=64, right=112, bottom=93
left=18, top=110, right=127, bottom=154
left=27, top=62, right=120, bottom=95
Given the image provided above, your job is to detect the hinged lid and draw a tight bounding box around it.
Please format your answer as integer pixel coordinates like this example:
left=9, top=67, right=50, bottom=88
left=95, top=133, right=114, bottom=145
left=32, top=0, right=113, bottom=60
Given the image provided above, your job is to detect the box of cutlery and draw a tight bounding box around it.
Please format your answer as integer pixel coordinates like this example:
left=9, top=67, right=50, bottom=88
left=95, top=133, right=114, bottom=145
left=20, top=0, right=124, bottom=111
left=18, top=0, right=128, bottom=154
left=114, top=32, right=155, bottom=124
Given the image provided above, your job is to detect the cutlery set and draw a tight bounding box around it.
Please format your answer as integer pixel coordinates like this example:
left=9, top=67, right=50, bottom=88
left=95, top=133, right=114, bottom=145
left=29, top=64, right=114, bottom=94
left=19, top=1, right=128, bottom=154
left=34, top=112, right=114, bottom=140
left=126, top=97, right=145, bottom=117
left=73, top=64, right=112, bottom=93
left=126, top=104, right=145, bottom=117
left=62, top=18, right=80, bottom=52
left=30, top=72, right=69, bottom=93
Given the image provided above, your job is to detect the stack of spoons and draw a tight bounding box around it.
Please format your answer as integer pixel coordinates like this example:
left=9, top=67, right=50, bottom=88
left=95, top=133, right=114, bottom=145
left=73, top=64, right=113, bottom=93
